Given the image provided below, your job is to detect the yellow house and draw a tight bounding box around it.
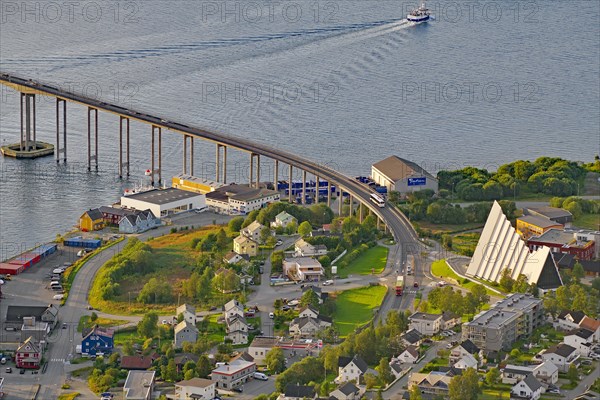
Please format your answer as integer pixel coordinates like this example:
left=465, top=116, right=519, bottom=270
left=516, top=215, right=563, bottom=240
left=79, top=209, right=104, bottom=232
left=233, top=235, right=258, bottom=257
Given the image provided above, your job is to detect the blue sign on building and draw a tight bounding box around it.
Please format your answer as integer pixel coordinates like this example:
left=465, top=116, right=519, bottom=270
left=407, top=177, right=427, bottom=186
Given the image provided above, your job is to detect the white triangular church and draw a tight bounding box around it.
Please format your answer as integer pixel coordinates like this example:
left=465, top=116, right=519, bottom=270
left=466, top=201, right=562, bottom=291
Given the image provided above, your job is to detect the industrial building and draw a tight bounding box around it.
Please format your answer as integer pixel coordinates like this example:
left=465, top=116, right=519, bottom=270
left=523, top=206, right=573, bottom=225
left=371, top=156, right=438, bottom=194
left=528, top=229, right=596, bottom=261
left=516, top=215, right=564, bottom=240
left=172, top=174, right=224, bottom=194
left=120, top=188, right=205, bottom=218
left=205, top=184, right=280, bottom=215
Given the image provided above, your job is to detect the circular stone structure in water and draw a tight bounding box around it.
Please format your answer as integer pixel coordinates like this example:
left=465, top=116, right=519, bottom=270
left=1, top=141, right=54, bottom=159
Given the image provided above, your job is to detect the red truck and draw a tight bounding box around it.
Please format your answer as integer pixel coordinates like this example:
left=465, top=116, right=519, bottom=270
left=395, top=276, right=404, bottom=296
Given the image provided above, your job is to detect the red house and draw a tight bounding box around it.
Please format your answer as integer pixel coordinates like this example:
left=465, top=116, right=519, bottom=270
left=16, top=337, right=41, bottom=369
left=528, top=229, right=595, bottom=261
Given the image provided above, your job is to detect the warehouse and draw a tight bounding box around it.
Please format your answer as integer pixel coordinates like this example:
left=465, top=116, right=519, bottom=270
left=120, top=188, right=205, bottom=218
left=172, top=174, right=224, bottom=194
left=205, top=184, right=280, bottom=215
left=371, top=156, right=438, bottom=194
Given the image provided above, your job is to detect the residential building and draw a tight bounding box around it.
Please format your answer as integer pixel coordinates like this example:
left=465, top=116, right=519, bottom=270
left=301, top=286, right=327, bottom=304
left=396, top=345, right=419, bottom=364
left=79, top=209, right=104, bottom=231
left=98, top=205, right=140, bottom=225
left=516, top=215, right=564, bottom=240
left=579, top=316, right=600, bottom=342
left=5, top=304, right=59, bottom=330
left=390, top=361, right=403, bottom=379
left=173, top=378, right=216, bottom=400
left=564, top=328, right=594, bottom=356
left=272, top=211, right=297, bottom=228
left=123, top=370, right=155, bottom=400
left=210, top=359, right=256, bottom=390
left=554, top=310, right=587, bottom=331
left=408, top=371, right=453, bottom=397
left=176, top=304, right=196, bottom=325
left=223, top=251, right=248, bottom=265
left=528, top=229, right=595, bottom=261
left=233, top=235, right=258, bottom=257
left=541, top=343, right=579, bottom=372
left=335, top=355, right=376, bottom=384
left=401, top=328, right=423, bottom=347
left=283, top=257, right=324, bottom=282
left=174, top=320, right=199, bottom=349
left=15, top=336, right=41, bottom=369
left=329, top=382, right=362, bottom=400
left=510, top=374, right=543, bottom=400
left=371, top=156, right=438, bottom=193
left=467, top=202, right=563, bottom=291
left=174, top=353, right=199, bottom=373
left=570, top=229, right=600, bottom=259
left=172, top=174, right=224, bottom=194
left=523, top=206, right=573, bottom=225
left=453, top=353, right=478, bottom=370
left=248, top=337, right=278, bottom=364
left=532, top=361, right=558, bottom=385
left=462, top=294, right=544, bottom=352
left=294, top=238, right=328, bottom=257
left=289, top=315, right=332, bottom=337
left=119, top=210, right=160, bottom=233
left=449, top=340, right=482, bottom=366
left=225, top=315, right=250, bottom=345
left=241, top=221, right=266, bottom=243
left=81, top=326, right=114, bottom=356
left=278, top=384, right=317, bottom=400
left=120, top=188, right=206, bottom=218
left=20, top=317, right=49, bottom=345
left=298, top=305, right=320, bottom=319
left=502, top=365, right=535, bottom=384
left=120, top=355, right=156, bottom=370
left=441, top=312, right=461, bottom=330
left=223, top=299, right=244, bottom=322
left=409, top=312, right=443, bottom=336
left=205, top=184, right=280, bottom=215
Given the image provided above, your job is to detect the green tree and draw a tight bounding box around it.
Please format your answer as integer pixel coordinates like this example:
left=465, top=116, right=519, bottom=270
left=137, top=312, right=158, bottom=339
left=260, top=226, right=272, bottom=244
left=470, top=284, right=489, bottom=312
left=442, top=234, right=453, bottom=250
left=298, top=221, right=313, bottom=237
left=377, top=357, right=394, bottom=385
left=300, top=288, right=320, bottom=309
left=572, top=262, right=585, bottom=282
left=122, top=342, right=134, bottom=356
left=448, top=367, right=481, bottom=400
left=271, top=250, right=284, bottom=273
left=137, top=278, right=173, bottom=304
left=161, top=359, right=178, bottom=382
left=543, top=291, right=560, bottom=318
left=228, top=216, right=244, bottom=233
left=514, top=274, right=530, bottom=293
left=499, top=268, right=515, bottom=292
left=364, top=372, right=378, bottom=389
left=485, top=367, right=500, bottom=386
left=286, top=220, right=298, bottom=235
left=265, top=347, right=286, bottom=374
left=184, top=369, right=196, bottom=380
left=90, top=312, right=98, bottom=322
left=567, top=363, right=578, bottom=382
left=212, top=268, right=241, bottom=293
left=196, top=355, right=212, bottom=378
left=374, top=390, right=384, bottom=400
left=409, top=384, right=423, bottom=400
left=592, top=277, right=600, bottom=292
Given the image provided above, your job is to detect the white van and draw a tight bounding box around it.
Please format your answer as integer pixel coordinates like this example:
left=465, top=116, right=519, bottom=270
left=53, top=294, right=64, bottom=300
left=254, top=372, right=268, bottom=381
left=53, top=268, right=64, bottom=274
left=50, top=281, right=61, bottom=287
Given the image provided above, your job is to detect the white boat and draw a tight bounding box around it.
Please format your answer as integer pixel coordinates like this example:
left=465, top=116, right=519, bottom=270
left=407, top=1, right=431, bottom=23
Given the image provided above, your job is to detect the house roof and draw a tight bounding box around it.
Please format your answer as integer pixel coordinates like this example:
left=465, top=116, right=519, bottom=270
left=403, top=345, right=419, bottom=359
left=442, top=311, right=460, bottom=321
left=98, top=205, right=138, bottom=217
left=275, top=211, right=296, bottom=221
left=243, top=220, right=264, bottom=233
left=545, top=343, right=577, bottom=358
left=557, top=310, right=587, bottom=324
left=526, top=206, right=573, bottom=220
left=124, top=370, right=155, bottom=399
left=459, top=340, right=480, bottom=355
left=224, top=299, right=243, bottom=312
left=176, top=377, right=214, bottom=388
left=566, top=327, right=595, bottom=340
left=121, top=187, right=201, bottom=205
left=230, top=351, right=255, bottom=363
left=174, top=353, right=199, bottom=365
left=579, top=316, right=600, bottom=332
left=83, top=208, right=104, bottom=221
left=521, top=373, right=543, bottom=392
left=454, top=353, right=477, bottom=369
left=338, top=382, right=359, bottom=396
left=503, top=365, right=533, bottom=376
left=302, top=285, right=322, bottom=295
left=533, top=361, right=558, bottom=376
left=6, top=305, right=54, bottom=322
left=227, top=315, right=249, bottom=328
left=372, top=156, right=436, bottom=181
left=175, top=320, right=199, bottom=334
left=518, top=215, right=563, bottom=229
left=410, top=312, right=442, bottom=321
left=83, top=325, right=114, bottom=340
left=402, top=328, right=423, bottom=345
left=224, top=251, right=241, bottom=262
left=17, top=336, right=40, bottom=353
left=284, top=383, right=315, bottom=398
left=348, top=355, right=369, bottom=373
left=291, top=316, right=321, bottom=330
left=177, top=303, right=195, bottom=316
left=390, top=361, right=402, bottom=374
left=120, top=355, right=154, bottom=370
left=234, top=234, right=256, bottom=245
left=212, top=359, right=255, bottom=375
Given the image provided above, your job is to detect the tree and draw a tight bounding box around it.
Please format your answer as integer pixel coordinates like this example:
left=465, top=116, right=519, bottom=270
left=499, top=268, right=515, bottom=292
left=514, top=274, right=530, bottom=293
left=543, top=291, right=560, bottom=318
left=485, top=367, right=500, bottom=386
left=409, top=384, right=423, bottom=400
left=510, top=349, right=520, bottom=358
left=260, top=226, right=272, bottom=244
left=184, top=369, right=196, bottom=380
left=271, top=250, right=284, bottom=273
left=228, top=216, right=244, bottom=233
left=265, top=347, right=286, bottom=374
left=300, top=288, right=320, bottom=309
left=137, top=278, right=173, bottom=304
left=298, top=221, right=312, bottom=237
left=470, top=284, right=489, bottom=312
left=374, top=390, right=384, bottom=400
left=196, top=355, right=212, bottom=378
left=137, top=312, right=158, bottom=339
left=364, top=372, right=378, bottom=389
left=448, top=367, right=481, bottom=400
left=212, top=269, right=241, bottom=293
left=90, top=312, right=98, bottom=322
left=377, top=357, right=394, bottom=385
left=572, top=262, right=585, bottom=282
left=592, top=277, right=600, bottom=292
left=161, top=359, right=178, bottom=382
left=442, top=234, right=453, bottom=250
left=286, top=220, right=298, bottom=235
left=567, top=363, right=578, bottom=382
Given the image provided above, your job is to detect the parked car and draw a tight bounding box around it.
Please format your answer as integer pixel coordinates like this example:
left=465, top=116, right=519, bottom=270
left=20, top=369, right=25, bottom=374
left=244, top=311, right=255, bottom=317
left=281, top=305, right=290, bottom=311
left=446, top=343, right=453, bottom=349
left=53, top=294, right=64, bottom=300
left=275, top=240, right=283, bottom=246
left=5, top=367, right=12, bottom=373
left=287, top=300, right=299, bottom=306
left=161, top=320, right=169, bottom=325
left=232, top=387, right=243, bottom=393
left=269, top=312, right=274, bottom=319
left=62, top=323, right=68, bottom=329
left=0, top=358, right=6, bottom=364
left=254, top=372, right=268, bottom=381
left=323, top=280, right=334, bottom=286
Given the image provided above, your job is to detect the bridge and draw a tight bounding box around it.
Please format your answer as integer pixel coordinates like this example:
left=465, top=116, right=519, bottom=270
left=0, top=72, right=420, bottom=249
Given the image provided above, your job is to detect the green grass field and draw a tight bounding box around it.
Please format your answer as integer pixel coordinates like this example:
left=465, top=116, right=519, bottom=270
left=77, top=315, right=128, bottom=332
left=342, top=246, right=389, bottom=276
left=333, top=285, right=387, bottom=336
left=416, top=221, right=484, bottom=234
left=451, top=232, right=480, bottom=257
left=574, top=213, right=600, bottom=230
left=431, top=260, right=499, bottom=297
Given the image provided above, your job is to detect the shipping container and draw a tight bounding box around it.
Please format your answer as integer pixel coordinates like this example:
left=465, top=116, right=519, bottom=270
left=0, top=263, right=24, bottom=275
left=64, top=237, right=102, bottom=248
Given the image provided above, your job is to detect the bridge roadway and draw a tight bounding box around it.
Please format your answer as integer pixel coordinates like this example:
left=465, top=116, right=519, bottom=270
left=1, top=73, right=420, bottom=245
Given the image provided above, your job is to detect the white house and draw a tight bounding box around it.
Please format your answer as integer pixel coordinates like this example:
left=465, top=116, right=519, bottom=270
left=449, top=340, right=482, bottom=366
left=121, top=188, right=206, bottom=218
left=401, top=329, right=423, bottom=347
left=289, top=315, right=332, bottom=337
left=396, top=345, right=419, bottom=364
left=205, top=184, right=280, bottom=215
left=564, top=328, right=594, bottom=357
left=541, top=343, right=579, bottom=372
left=579, top=316, right=600, bottom=342
left=211, top=359, right=256, bottom=390
left=223, top=300, right=244, bottom=322
left=173, top=378, right=215, bottom=400
left=272, top=211, right=297, bottom=228
left=453, top=353, right=478, bottom=370
left=294, top=238, right=328, bottom=257
left=335, top=355, right=375, bottom=384
left=329, top=382, right=362, bottom=400
left=409, top=312, right=443, bottom=336
left=176, top=304, right=196, bottom=325
left=533, top=361, right=559, bottom=385
left=502, top=365, right=535, bottom=385
left=554, top=311, right=587, bottom=331
left=511, top=374, right=544, bottom=400
left=241, top=221, right=266, bottom=243
left=225, top=316, right=250, bottom=345
left=283, top=258, right=324, bottom=282
left=223, top=251, right=247, bottom=265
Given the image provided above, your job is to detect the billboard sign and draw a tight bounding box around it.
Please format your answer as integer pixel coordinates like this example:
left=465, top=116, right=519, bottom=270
left=407, top=177, right=427, bottom=186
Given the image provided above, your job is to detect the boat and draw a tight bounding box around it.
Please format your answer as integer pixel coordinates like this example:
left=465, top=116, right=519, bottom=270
left=407, top=1, right=431, bottom=23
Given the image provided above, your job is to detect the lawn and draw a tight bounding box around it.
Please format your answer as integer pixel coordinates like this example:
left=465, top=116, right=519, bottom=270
left=416, top=221, right=484, bottom=234
left=341, top=246, right=389, bottom=276
left=77, top=315, right=128, bottom=332
left=333, top=285, right=387, bottom=336
left=574, top=213, right=600, bottom=230
left=451, top=232, right=480, bottom=257
left=481, top=389, right=510, bottom=399
left=431, top=260, right=499, bottom=297
left=57, top=393, right=79, bottom=400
